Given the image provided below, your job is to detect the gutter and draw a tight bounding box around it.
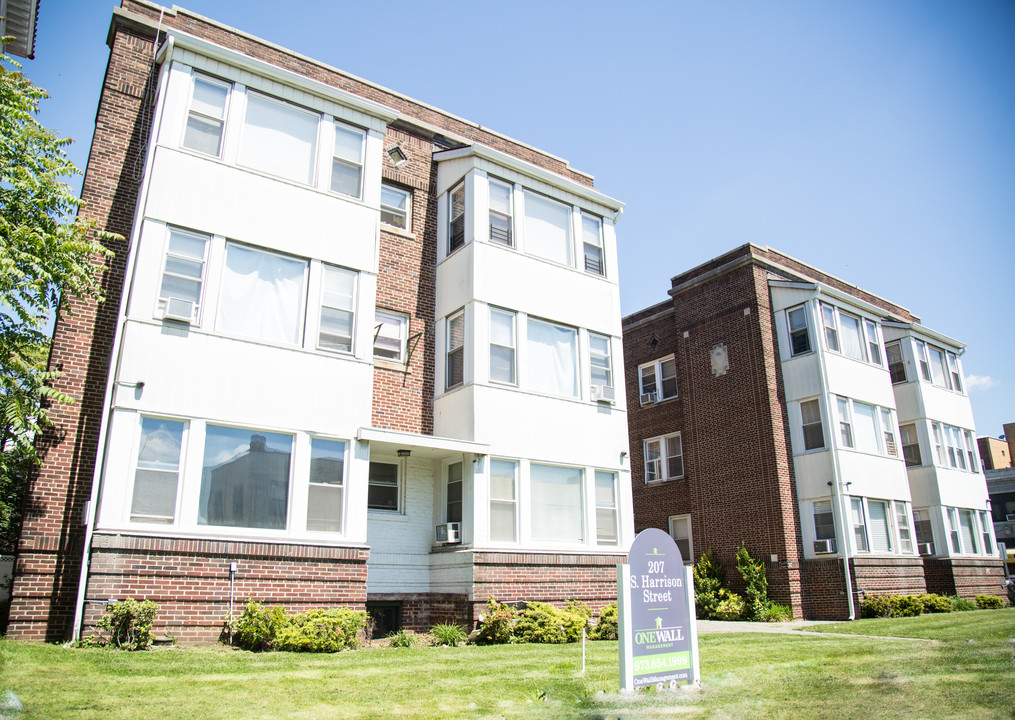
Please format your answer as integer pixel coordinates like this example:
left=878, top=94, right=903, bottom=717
left=71, top=32, right=173, bottom=641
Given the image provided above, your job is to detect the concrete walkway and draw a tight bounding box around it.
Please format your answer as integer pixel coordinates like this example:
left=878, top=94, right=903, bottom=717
left=695, top=619, right=937, bottom=642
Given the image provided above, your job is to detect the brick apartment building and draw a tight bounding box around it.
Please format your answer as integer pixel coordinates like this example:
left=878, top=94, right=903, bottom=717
left=8, top=1, right=634, bottom=642
left=623, top=244, right=1004, bottom=619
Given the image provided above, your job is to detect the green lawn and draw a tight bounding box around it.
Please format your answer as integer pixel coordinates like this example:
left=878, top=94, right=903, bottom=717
left=1, top=609, right=1013, bottom=719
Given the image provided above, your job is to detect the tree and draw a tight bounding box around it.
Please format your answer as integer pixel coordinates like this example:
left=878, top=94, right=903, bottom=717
left=0, top=47, right=116, bottom=553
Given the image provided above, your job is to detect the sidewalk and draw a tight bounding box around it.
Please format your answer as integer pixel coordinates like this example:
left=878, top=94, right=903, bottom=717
left=696, top=619, right=835, bottom=635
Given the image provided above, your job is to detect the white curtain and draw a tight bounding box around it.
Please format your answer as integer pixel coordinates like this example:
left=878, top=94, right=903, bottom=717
left=523, top=192, right=571, bottom=266
left=218, top=244, right=306, bottom=345
left=239, top=92, right=318, bottom=184
left=527, top=318, right=577, bottom=397
left=852, top=402, right=879, bottom=453
left=840, top=313, right=863, bottom=359
left=531, top=464, right=582, bottom=542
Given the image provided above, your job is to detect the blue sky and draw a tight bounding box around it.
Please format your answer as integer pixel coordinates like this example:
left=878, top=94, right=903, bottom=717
left=17, top=0, right=1015, bottom=438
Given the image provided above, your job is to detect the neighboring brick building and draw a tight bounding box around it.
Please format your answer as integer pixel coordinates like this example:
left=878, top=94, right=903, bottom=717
left=624, top=244, right=1005, bottom=620
left=8, top=1, right=633, bottom=643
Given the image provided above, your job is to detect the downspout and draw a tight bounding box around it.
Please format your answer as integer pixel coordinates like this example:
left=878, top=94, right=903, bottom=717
left=810, top=292, right=856, bottom=620
left=71, top=34, right=174, bottom=642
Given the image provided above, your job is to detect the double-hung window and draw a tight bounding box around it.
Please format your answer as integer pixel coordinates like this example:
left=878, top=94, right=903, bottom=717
left=837, top=397, right=854, bottom=448
left=595, top=471, right=619, bottom=544
left=978, top=510, right=993, bottom=555
left=488, top=178, right=513, bottom=246
left=928, top=346, right=949, bottom=388
left=638, top=356, right=677, bottom=404
left=158, top=228, right=208, bottom=322
left=589, top=333, right=613, bottom=392
left=900, top=423, right=921, bottom=467
left=446, top=462, right=463, bottom=524
left=839, top=312, right=865, bottom=361
left=489, top=459, right=517, bottom=542
left=317, top=264, right=357, bottom=353
left=668, top=515, right=693, bottom=562
left=946, top=508, right=961, bottom=553
left=374, top=309, right=408, bottom=362
left=380, top=184, right=411, bottom=230
left=894, top=501, right=914, bottom=554
left=932, top=422, right=946, bottom=465
left=886, top=341, right=907, bottom=383
left=199, top=425, right=293, bottom=530
left=821, top=303, right=839, bottom=352
left=914, top=340, right=932, bottom=382
left=448, top=183, right=466, bottom=253
left=958, top=509, right=978, bottom=554
left=645, top=433, right=684, bottom=482
left=800, top=399, right=825, bottom=451
left=530, top=464, right=583, bottom=543
left=864, top=319, right=882, bottom=365
left=523, top=190, right=571, bottom=266
left=368, top=461, right=400, bottom=512
left=130, top=417, right=186, bottom=524
left=218, top=243, right=307, bottom=346
left=582, top=213, right=604, bottom=276
left=850, top=498, right=869, bottom=552
left=307, top=438, right=346, bottom=533
left=851, top=401, right=879, bottom=453
left=867, top=499, right=893, bottom=553
left=489, top=308, right=516, bottom=384
left=881, top=408, right=898, bottom=457
left=963, top=431, right=977, bottom=471
left=913, top=509, right=934, bottom=553
left=947, top=352, right=963, bottom=392
left=446, top=310, right=465, bottom=389
left=331, top=123, right=365, bottom=198
left=526, top=317, right=577, bottom=397
left=812, top=500, right=836, bottom=553
left=183, top=74, right=229, bottom=156
left=238, top=92, right=318, bottom=185
left=787, top=306, right=811, bottom=356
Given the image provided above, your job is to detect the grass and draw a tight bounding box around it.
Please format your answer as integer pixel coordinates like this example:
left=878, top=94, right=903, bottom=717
left=0, top=609, right=1012, bottom=719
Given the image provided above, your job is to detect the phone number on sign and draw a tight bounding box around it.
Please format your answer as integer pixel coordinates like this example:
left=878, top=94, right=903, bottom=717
left=633, top=652, right=689, bottom=674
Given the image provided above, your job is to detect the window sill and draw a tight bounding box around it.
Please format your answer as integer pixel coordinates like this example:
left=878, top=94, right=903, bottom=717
left=373, top=357, right=408, bottom=373
left=367, top=510, right=408, bottom=521
left=380, top=224, right=416, bottom=241
left=644, top=477, right=683, bottom=486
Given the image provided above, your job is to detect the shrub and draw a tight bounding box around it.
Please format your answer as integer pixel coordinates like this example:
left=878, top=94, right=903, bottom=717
left=950, top=595, right=976, bottom=612
left=859, top=594, right=893, bottom=619
left=735, top=545, right=768, bottom=621
left=429, top=623, right=468, bottom=647
left=94, top=598, right=159, bottom=651
left=234, top=601, right=291, bottom=651
left=692, top=549, right=726, bottom=619
left=891, top=595, right=923, bottom=618
left=916, top=593, right=952, bottom=614
left=386, top=629, right=424, bottom=648
left=514, top=601, right=589, bottom=644
left=712, top=593, right=745, bottom=621
left=273, top=608, right=366, bottom=653
left=589, top=603, right=618, bottom=641
left=475, top=597, right=517, bottom=645
left=758, top=603, right=793, bottom=622
left=1007, top=580, right=1015, bottom=607
left=975, top=595, right=1005, bottom=610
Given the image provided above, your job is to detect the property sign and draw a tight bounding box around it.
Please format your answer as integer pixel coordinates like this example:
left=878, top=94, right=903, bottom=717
left=619, top=528, right=698, bottom=689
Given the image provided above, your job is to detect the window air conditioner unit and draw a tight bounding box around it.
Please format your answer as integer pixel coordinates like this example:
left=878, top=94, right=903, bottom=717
left=162, top=297, right=194, bottom=323
left=591, top=385, right=616, bottom=404
left=639, top=392, right=657, bottom=406
left=1007, top=513, right=1015, bottom=522
left=813, top=539, right=837, bottom=554
left=435, top=522, right=461, bottom=545
left=917, top=542, right=935, bottom=556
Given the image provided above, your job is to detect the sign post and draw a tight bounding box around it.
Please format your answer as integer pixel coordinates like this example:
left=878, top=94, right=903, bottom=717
left=619, top=528, right=699, bottom=690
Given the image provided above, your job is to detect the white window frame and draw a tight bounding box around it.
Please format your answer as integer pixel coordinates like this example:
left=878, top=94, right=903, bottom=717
left=668, top=514, right=693, bottom=563
left=525, top=316, right=578, bottom=398
left=787, top=305, right=812, bottom=357
left=129, top=416, right=187, bottom=525
left=594, top=470, right=619, bottom=545
left=947, top=352, right=963, bottom=393
left=380, top=183, right=411, bottom=230
left=638, top=355, right=677, bottom=404
left=367, top=459, right=402, bottom=514
left=445, top=461, right=463, bottom=524
left=645, top=432, right=684, bottom=483
left=306, top=437, right=347, bottom=534
left=237, top=90, right=320, bottom=186
left=331, top=121, right=365, bottom=198
left=157, top=226, right=209, bottom=323
left=489, top=458, right=518, bottom=543
left=581, top=212, right=604, bottom=276
left=522, top=189, right=572, bottom=267
left=800, top=399, right=825, bottom=451
left=316, top=263, right=357, bottom=354
left=530, top=463, right=585, bottom=544
left=589, top=332, right=613, bottom=393
left=894, top=500, right=914, bottom=554
left=914, top=339, right=932, bottom=382
left=446, top=309, right=465, bottom=390
left=886, top=340, right=907, bottom=384
left=900, top=423, right=922, bottom=467
left=866, top=498, right=894, bottom=554
left=864, top=319, right=882, bottom=366
left=881, top=408, right=898, bottom=457
left=373, top=309, right=409, bottom=363
left=812, top=500, right=836, bottom=553
left=182, top=73, right=230, bottom=157
left=850, top=497, right=869, bottom=553
left=488, top=177, right=514, bottom=247
left=836, top=397, right=854, bottom=448
left=448, top=182, right=466, bottom=254
left=978, top=510, right=993, bottom=556
left=489, top=307, right=516, bottom=385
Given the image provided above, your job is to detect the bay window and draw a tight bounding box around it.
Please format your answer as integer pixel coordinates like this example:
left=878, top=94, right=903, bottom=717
left=526, top=317, right=577, bottom=397
left=489, top=459, right=518, bottom=542
left=238, top=91, right=318, bottom=185
left=199, top=426, right=292, bottom=530
left=218, top=243, right=307, bottom=345
left=130, top=418, right=186, bottom=524
left=306, top=438, right=346, bottom=533
left=523, top=191, right=571, bottom=266
left=530, top=464, right=583, bottom=543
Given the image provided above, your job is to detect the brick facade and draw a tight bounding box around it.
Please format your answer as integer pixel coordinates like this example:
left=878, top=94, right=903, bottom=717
left=923, top=558, right=1007, bottom=599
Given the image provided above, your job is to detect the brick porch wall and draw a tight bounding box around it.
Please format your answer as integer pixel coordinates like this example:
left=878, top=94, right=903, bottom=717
left=80, top=534, right=368, bottom=644
left=923, top=557, right=1007, bottom=599
left=366, top=593, right=471, bottom=634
